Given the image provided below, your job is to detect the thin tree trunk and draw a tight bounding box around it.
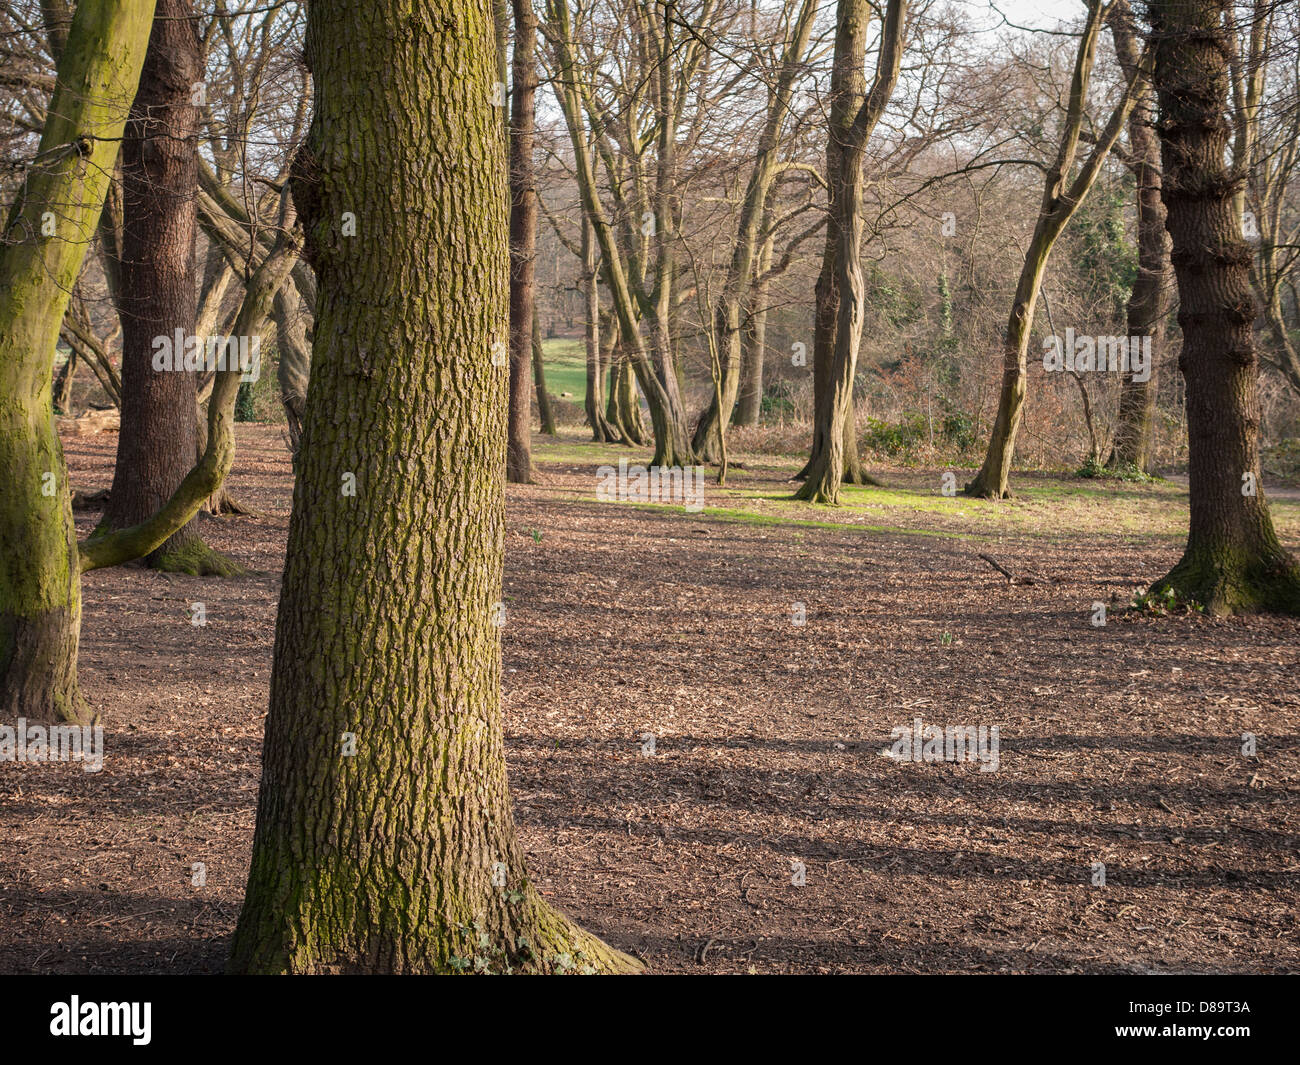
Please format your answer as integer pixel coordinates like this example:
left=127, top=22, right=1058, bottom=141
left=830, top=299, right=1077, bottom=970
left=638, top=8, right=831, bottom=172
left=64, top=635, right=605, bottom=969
left=0, top=0, right=156, bottom=726
left=229, top=0, right=641, bottom=973
left=1146, top=0, right=1300, bottom=614
left=582, top=219, right=618, bottom=441
left=506, top=0, right=537, bottom=483
left=693, top=0, right=818, bottom=458
left=532, top=308, right=556, bottom=436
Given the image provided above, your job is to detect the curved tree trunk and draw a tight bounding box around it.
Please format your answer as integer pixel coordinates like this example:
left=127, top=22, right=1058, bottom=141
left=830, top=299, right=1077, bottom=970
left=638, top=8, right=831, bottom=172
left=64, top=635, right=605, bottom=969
left=99, top=0, right=239, bottom=575
left=229, top=0, right=641, bottom=974
left=1146, top=0, right=1300, bottom=615
left=0, top=0, right=156, bottom=726
left=964, top=0, right=1148, bottom=499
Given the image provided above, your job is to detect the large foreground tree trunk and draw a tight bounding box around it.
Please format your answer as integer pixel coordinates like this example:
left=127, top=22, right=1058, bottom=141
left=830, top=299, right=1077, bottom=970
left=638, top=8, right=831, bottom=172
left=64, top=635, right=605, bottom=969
left=1146, top=0, right=1300, bottom=614
left=98, top=0, right=239, bottom=575
left=229, top=0, right=641, bottom=974
left=0, top=0, right=156, bottom=726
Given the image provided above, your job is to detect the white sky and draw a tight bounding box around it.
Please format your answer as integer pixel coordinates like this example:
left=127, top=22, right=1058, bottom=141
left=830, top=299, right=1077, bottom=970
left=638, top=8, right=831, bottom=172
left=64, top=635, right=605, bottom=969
left=956, top=0, right=1091, bottom=29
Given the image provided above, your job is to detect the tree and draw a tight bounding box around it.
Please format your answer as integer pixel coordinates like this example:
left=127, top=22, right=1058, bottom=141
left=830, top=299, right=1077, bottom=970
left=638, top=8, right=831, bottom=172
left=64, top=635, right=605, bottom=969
left=542, top=0, right=697, bottom=468
left=96, top=0, right=242, bottom=575
left=795, top=0, right=907, bottom=505
left=0, top=0, right=158, bottom=725
left=229, top=0, right=641, bottom=974
left=1105, top=2, right=1170, bottom=473
left=690, top=0, right=818, bottom=459
left=963, top=0, right=1150, bottom=500
left=1144, top=0, right=1300, bottom=614
left=507, top=0, right=539, bottom=483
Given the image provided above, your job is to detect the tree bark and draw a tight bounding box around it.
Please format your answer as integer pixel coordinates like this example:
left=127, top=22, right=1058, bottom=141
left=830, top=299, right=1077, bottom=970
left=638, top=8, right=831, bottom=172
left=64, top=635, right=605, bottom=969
left=229, top=0, right=641, bottom=973
left=98, top=0, right=239, bottom=575
left=0, top=0, right=156, bottom=726
left=1145, top=0, right=1300, bottom=614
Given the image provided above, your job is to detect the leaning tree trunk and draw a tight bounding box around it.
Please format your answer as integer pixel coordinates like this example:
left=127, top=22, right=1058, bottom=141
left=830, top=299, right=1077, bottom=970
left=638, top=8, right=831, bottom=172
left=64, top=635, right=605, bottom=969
left=0, top=0, right=156, bottom=726
left=506, top=0, right=538, bottom=483
left=98, top=0, right=239, bottom=575
left=1107, top=4, right=1169, bottom=473
left=964, top=0, right=1147, bottom=499
left=1146, top=0, right=1300, bottom=614
left=229, top=0, right=642, bottom=974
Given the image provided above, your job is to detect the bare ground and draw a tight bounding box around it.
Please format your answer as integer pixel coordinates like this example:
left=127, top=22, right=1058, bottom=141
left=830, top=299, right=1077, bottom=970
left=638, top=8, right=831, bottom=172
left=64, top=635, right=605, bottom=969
left=2, top=425, right=1298, bottom=975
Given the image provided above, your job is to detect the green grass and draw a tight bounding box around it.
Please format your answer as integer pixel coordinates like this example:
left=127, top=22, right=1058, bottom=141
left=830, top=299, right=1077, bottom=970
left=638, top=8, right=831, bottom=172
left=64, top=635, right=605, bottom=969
left=540, top=337, right=588, bottom=404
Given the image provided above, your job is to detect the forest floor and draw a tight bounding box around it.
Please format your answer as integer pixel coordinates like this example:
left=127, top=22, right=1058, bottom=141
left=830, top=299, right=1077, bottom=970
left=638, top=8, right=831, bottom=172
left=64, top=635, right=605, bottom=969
left=2, top=424, right=1299, bottom=974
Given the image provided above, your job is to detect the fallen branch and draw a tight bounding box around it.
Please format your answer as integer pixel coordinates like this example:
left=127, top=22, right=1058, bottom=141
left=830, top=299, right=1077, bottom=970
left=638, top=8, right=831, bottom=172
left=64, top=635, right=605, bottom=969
left=978, top=553, right=1051, bottom=586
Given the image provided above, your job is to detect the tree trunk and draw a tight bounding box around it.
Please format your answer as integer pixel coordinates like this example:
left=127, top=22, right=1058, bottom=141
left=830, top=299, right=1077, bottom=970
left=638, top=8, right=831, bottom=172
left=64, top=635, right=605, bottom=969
left=506, top=0, right=537, bottom=483
left=1107, top=5, right=1169, bottom=473
left=693, top=0, right=818, bottom=457
left=1146, top=0, right=1300, bottom=614
left=795, top=0, right=905, bottom=504
left=532, top=308, right=556, bottom=436
left=582, top=223, right=618, bottom=441
left=98, top=0, right=238, bottom=575
left=0, top=0, right=156, bottom=726
left=229, top=0, right=641, bottom=974
left=733, top=232, right=773, bottom=427
left=964, top=0, right=1147, bottom=499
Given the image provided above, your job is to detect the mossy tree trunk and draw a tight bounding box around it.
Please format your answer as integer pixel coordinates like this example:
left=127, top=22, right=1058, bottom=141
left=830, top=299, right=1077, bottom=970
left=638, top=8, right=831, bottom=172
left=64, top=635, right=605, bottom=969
left=1145, top=0, right=1300, bottom=615
left=0, top=0, right=156, bottom=726
left=97, top=0, right=239, bottom=576
left=229, top=0, right=641, bottom=974
left=795, top=0, right=906, bottom=505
